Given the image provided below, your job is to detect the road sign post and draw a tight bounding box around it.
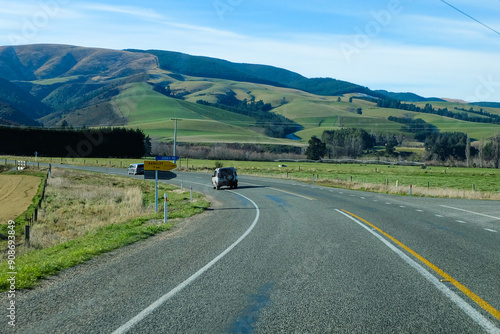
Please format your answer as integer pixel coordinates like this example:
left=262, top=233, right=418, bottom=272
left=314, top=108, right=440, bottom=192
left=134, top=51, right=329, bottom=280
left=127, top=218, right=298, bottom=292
left=144, top=160, right=177, bottom=171
left=144, top=160, right=177, bottom=212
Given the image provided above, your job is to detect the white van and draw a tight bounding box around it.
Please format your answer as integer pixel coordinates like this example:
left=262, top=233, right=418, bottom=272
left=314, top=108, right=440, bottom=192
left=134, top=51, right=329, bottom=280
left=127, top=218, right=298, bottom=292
left=212, top=167, right=238, bottom=190
left=128, top=163, right=144, bottom=175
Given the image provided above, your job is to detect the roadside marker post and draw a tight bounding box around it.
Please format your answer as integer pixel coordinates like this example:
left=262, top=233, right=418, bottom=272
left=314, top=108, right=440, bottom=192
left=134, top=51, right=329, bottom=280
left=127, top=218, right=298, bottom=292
left=190, top=186, right=193, bottom=202
left=164, top=193, right=168, bottom=223
left=155, top=170, right=158, bottom=212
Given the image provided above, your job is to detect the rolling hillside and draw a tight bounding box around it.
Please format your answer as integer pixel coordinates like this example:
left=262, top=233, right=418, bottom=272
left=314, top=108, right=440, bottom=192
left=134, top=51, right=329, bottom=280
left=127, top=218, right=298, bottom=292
left=0, top=44, right=499, bottom=146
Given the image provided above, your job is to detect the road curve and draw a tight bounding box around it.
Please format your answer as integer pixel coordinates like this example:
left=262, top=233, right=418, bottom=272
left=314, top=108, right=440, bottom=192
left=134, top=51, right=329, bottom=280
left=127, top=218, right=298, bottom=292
left=4, top=165, right=500, bottom=333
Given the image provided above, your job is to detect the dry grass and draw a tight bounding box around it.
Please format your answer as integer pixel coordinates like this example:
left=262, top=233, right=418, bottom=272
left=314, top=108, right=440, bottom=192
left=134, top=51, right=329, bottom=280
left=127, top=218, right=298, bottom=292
left=31, top=169, right=153, bottom=249
left=311, top=178, right=500, bottom=200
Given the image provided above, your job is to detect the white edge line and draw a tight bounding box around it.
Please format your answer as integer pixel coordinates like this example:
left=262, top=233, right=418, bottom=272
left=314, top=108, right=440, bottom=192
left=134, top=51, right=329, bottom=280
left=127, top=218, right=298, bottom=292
left=112, top=191, right=260, bottom=334
left=335, top=209, right=500, bottom=334
left=440, top=205, right=500, bottom=221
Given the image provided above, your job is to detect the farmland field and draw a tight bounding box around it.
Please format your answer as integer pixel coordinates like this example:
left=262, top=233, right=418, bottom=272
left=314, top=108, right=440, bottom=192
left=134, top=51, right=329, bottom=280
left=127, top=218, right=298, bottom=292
left=0, top=175, right=41, bottom=222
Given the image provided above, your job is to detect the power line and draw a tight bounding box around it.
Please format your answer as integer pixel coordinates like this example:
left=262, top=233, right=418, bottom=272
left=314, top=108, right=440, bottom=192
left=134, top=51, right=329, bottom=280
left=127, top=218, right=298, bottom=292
left=439, top=0, right=500, bottom=36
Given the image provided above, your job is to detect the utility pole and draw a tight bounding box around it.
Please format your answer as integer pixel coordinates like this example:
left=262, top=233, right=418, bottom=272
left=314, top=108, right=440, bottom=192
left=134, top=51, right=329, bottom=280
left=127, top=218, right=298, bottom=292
left=171, top=118, right=182, bottom=164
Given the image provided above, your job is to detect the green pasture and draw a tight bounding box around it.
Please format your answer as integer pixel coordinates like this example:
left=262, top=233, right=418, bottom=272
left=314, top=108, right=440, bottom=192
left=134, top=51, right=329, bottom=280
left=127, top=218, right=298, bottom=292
left=184, top=159, right=500, bottom=194
left=30, top=75, right=81, bottom=85
left=105, top=77, right=500, bottom=146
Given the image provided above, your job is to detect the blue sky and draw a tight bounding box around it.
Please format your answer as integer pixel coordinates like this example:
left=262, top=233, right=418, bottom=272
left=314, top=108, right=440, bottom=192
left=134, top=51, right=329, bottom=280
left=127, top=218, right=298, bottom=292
left=1, top=0, right=499, bottom=102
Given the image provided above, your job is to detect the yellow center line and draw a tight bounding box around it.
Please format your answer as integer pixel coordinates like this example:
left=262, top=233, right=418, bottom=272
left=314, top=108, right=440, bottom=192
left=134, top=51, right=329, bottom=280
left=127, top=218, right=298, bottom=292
left=341, top=209, right=500, bottom=322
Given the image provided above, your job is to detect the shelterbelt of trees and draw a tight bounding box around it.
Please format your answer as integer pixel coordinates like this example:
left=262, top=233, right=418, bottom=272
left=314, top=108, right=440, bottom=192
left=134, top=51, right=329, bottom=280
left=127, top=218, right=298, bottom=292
left=305, top=127, right=500, bottom=168
left=378, top=99, right=500, bottom=125
left=0, top=127, right=148, bottom=158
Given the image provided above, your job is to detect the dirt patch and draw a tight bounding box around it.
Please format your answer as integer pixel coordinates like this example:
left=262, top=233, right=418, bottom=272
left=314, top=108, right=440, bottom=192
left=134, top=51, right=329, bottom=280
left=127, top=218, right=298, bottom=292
left=0, top=175, right=41, bottom=222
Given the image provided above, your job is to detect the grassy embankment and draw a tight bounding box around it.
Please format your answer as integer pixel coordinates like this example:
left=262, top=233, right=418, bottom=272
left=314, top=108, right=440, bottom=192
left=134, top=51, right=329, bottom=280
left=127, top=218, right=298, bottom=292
left=0, top=167, right=209, bottom=291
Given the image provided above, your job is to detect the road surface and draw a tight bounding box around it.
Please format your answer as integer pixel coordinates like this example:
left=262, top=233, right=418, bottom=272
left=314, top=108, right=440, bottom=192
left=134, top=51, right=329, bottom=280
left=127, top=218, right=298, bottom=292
left=4, top=165, right=500, bottom=333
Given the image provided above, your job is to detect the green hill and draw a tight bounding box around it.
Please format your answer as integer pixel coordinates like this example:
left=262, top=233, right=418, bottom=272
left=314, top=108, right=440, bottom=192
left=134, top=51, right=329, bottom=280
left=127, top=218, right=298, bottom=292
left=0, top=102, right=41, bottom=127
left=1, top=44, right=500, bottom=146
left=130, top=49, right=379, bottom=97
left=0, top=77, right=51, bottom=122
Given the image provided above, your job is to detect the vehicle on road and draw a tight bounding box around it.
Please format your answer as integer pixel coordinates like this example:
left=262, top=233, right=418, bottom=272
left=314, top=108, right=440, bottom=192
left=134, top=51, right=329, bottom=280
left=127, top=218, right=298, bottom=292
left=212, top=167, right=238, bottom=190
left=128, top=163, right=144, bottom=175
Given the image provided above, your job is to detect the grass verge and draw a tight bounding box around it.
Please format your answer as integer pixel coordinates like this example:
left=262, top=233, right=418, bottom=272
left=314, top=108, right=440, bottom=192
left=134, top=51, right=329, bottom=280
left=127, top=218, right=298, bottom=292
left=0, top=168, right=209, bottom=291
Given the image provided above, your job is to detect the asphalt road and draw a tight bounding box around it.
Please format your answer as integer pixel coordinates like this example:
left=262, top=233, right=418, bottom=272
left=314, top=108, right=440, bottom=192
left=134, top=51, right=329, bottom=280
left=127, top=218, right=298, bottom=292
left=4, top=164, right=500, bottom=333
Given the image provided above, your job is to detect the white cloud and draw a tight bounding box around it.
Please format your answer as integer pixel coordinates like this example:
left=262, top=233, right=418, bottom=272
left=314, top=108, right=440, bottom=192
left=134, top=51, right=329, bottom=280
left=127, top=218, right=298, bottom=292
left=78, top=3, right=164, bottom=20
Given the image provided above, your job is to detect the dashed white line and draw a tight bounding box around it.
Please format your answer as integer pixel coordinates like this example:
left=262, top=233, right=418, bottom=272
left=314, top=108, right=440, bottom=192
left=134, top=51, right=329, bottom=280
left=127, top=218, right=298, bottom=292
left=268, top=187, right=315, bottom=201
left=456, top=220, right=467, bottom=224
left=440, top=205, right=500, bottom=221
left=400, top=206, right=406, bottom=208
left=484, top=228, right=498, bottom=233
left=435, top=214, right=444, bottom=218
left=416, top=210, right=423, bottom=212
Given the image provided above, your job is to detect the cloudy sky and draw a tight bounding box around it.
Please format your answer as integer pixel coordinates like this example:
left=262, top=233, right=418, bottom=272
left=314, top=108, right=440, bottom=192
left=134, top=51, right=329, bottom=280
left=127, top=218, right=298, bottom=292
left=1, top=0, right=499, bottom=102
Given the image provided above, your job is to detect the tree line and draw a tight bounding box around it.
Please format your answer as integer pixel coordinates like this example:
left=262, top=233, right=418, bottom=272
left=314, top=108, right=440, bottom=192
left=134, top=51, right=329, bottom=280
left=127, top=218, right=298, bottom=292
left=378, top=99, right=500, bottom=125
left=305, top=127, right=500, bottom=167
left=0, top=127, right=147, bottom=158
left=388, top=116, right=438, bottom=141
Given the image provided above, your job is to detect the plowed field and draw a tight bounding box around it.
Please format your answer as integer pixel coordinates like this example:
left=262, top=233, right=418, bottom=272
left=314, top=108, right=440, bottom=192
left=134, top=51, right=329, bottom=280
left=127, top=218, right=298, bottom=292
left=0, top=175, right=40, bottom=222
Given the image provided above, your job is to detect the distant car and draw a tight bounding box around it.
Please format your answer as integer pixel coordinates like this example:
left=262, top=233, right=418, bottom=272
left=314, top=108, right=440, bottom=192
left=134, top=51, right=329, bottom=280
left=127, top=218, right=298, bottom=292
left=212, top=167, right=238, bottom=190
left=128, top=163, right=144, bottom=175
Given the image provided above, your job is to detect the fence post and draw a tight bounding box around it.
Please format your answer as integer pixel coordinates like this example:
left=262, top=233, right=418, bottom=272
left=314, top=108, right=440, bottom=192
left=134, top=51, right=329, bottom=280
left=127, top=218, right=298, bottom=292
left=25, top=225, right=30, bottom=246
